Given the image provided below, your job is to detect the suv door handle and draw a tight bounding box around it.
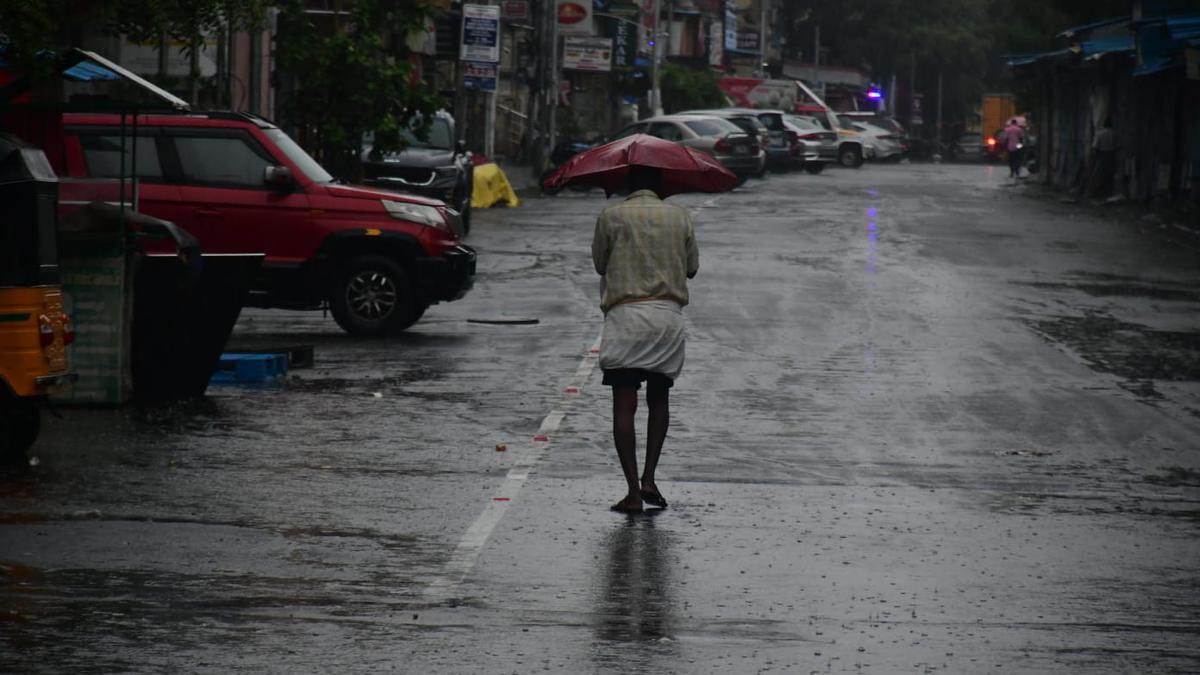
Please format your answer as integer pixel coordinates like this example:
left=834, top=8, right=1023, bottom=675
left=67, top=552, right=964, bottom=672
left=196, top=208, right=221, bottom=217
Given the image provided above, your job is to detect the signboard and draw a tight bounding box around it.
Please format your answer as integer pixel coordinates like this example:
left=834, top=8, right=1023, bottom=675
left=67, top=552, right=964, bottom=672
left=462, top=60, right=498, bottom=90
left=737, top=31, right=758, bottom=51
left=724, top=0, right=738, bottom=50
left=557, top=0, right=595, bottom=36
left=460, top=4, right=501, bottom=62
left=708, top=21, right=723, bottom=66
left=501, top=0, right=529, bottom=21
left=563, top=37, right=613, bottom=71
left=608, top=17, right=638, bottom=70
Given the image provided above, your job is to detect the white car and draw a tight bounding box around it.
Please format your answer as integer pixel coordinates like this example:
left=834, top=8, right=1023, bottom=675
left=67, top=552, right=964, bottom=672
left=841, top=116, right=905, bottom=162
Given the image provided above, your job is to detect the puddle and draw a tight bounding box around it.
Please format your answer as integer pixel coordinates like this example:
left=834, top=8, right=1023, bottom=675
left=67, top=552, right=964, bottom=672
left=1028, top=313, right=1200, bottom=398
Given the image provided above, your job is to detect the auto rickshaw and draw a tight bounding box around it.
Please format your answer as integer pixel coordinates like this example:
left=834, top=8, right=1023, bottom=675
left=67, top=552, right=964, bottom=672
left=0, top=133, right=75, bottom=461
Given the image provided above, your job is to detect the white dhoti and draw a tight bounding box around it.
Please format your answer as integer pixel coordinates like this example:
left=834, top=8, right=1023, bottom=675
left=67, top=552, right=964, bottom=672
left=599, top=300, right=686, bottom=380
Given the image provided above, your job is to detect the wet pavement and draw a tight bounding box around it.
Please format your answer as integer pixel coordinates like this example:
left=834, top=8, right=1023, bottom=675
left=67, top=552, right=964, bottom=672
left=3, top=164, right=1199, bottom=673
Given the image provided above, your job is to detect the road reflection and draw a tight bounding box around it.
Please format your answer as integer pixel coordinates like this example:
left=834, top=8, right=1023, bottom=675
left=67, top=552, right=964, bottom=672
left=591, top=514, right=679, bottom=664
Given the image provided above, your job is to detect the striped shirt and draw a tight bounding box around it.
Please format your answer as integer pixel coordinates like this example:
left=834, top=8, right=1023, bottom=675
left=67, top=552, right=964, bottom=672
left=592, top=190, right=699, bottom=313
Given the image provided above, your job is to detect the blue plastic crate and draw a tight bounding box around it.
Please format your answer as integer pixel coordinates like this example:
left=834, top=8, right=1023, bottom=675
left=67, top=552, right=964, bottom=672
left=211, top=352, right=288, bottom=384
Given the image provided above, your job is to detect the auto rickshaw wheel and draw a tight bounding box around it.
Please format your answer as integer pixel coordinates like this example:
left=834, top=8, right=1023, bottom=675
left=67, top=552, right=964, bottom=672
left=0, top=397, right=40, bottom=463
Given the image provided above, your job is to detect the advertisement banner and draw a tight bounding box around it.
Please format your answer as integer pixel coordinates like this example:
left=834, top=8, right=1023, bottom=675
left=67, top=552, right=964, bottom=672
left=724, top=0, right=738, bottom=50
left=460, top=4, right=501, bottom=62
left=557, top=0, right=595, bottom=36
left=462, top=60, right=498, bottom=90
left=501, top=0, right=529, bottom=21
left=563, top=37, right=613, bottom=72
left=609, top=18, right=638, bottom=70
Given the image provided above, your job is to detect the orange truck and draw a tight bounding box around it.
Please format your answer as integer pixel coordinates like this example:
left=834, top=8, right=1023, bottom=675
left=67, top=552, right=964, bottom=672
left=981, top=93, right=1016, bottom=161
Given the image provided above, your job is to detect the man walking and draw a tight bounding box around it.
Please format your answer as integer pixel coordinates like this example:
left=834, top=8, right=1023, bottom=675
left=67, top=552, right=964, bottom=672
left=1004, top=117, right=1025, bottom=178
left=1091, top=117, right=1118, bottom=198
left=591, top=165, right=699, bottom=513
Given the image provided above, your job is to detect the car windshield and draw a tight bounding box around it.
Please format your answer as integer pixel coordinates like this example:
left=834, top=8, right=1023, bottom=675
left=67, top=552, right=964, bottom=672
left=836, top=115, right=858, bottom=131
left=684, top=118, right=740, bottom=137
left=794, top=114, right=832, bottom=131
left=401, top=117, right=453, bottom=150
left=786, top=116, right=820, bottom=131
left=263, top=128, right=334, bottom=183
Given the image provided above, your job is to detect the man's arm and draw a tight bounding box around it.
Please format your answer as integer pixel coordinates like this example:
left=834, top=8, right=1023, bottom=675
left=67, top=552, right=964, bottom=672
left=591, top=212, right=610, bottom=275
left=685, top=216, right=699, bottom=279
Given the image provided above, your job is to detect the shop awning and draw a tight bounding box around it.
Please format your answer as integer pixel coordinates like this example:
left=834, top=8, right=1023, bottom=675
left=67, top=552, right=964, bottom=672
left=63, top=48, right=190, bottom=111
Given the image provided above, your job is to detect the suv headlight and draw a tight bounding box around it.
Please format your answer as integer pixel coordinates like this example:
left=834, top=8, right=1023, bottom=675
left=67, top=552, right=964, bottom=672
left=435, top=165, right=459, bottom=178
left=382, top=200, right=449, bottom=231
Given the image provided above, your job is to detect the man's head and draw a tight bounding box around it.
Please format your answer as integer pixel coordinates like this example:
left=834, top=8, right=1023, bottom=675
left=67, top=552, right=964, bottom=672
left=627, top=164, right=662, bottom=197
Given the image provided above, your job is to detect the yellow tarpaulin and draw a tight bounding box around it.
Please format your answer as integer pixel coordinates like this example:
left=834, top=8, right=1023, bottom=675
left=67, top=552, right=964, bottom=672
left=471, top=162, right=521, bottom=208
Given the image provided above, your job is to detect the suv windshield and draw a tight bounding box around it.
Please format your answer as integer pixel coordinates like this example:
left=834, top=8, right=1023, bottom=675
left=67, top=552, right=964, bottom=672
left=401, top=118, right=453, bottom=150
left=264, top=129, right=334, bottom=183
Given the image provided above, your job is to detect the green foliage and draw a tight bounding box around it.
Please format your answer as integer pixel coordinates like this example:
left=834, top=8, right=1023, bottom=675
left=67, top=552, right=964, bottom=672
left=274, top=0, right=443, bottom=180
left=660, top=63, right=726, bottom=114
left=0, top=1, right=266, bottom=78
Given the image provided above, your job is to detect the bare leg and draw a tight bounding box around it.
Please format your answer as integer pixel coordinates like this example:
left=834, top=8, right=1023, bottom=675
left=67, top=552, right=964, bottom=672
left=611, top=386, right=642, bottom=511
left=641, top=382, right=669, bottom=504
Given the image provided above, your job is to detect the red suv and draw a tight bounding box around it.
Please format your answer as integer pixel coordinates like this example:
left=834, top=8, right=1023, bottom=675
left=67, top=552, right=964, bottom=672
left=59, top=112, right=475, bottom=337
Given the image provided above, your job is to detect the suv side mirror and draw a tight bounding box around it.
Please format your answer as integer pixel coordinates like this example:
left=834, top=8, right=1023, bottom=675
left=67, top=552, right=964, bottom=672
left=455, top=140, right=467, bottom=156
left=264, top=165, right=293, bottom=190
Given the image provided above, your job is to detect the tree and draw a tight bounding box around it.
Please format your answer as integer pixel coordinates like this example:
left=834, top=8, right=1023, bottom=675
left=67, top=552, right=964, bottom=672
left=0, top=1, right=266, bottom=79
left=273, top=0, right=443, bottom=181
left=660, top=63, right=726, bottom=114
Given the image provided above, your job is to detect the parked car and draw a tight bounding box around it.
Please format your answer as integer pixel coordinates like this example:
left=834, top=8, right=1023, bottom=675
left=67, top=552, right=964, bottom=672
left=841, top=112, right=910, bottom=155
left=782, top=115, right=836, bottom=174
left=361, top=111, right=475, bottom=234
left=61, top=111, right=476, bottom=337
left=676, top=109, right=769, bottom=177
left=714, top=108, right=803, bottom=171
left=610, top=114, right=761, bottom=184
left=792, top=108, right=870, bottom=168
left=842, top=117, right=904, bottom=162
left=951, top=133, right=987, bottom=161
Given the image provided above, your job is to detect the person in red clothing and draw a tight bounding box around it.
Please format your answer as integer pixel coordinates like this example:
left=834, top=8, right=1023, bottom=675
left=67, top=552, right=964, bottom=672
left=1004, top=118, right=1026, bottom=178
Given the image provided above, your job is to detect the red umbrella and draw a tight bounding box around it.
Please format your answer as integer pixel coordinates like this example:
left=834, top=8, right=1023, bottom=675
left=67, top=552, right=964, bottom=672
left=542, top=134, right=739, bottom=197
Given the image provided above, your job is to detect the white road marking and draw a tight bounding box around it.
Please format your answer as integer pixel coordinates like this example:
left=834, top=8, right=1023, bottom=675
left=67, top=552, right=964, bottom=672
left=424, top=334, right=602, bottom=602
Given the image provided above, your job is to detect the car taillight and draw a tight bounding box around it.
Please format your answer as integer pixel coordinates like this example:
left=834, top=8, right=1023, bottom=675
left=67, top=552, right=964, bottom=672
left=760, top=136, right=769, bottom=149
left=987, top=137, right=996, bottom=147
left=714, top=138, right=731, bottom=152
left=63, top=314, right=75, bottom=346
left=39, top=315, right=54, bottom=348
left=801, top=132, right=822, bottom=140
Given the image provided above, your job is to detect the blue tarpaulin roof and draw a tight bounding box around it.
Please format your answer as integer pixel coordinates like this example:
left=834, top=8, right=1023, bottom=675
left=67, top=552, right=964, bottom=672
left=1058, top=16, right=1127, bottom=38
left=63, top=60, right=120, bottom=82
left=1079, top=35, right=1134, bottom=57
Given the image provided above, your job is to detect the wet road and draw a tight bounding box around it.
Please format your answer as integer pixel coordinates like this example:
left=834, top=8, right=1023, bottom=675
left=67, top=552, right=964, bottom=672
left=3, top=164, right=1199, bottom=673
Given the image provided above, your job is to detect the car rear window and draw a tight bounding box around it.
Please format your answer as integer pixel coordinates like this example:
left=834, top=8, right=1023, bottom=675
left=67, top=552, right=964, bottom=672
left=756, top=114, right=785, bottom=131
left=684, top=119, right=738, bottom=137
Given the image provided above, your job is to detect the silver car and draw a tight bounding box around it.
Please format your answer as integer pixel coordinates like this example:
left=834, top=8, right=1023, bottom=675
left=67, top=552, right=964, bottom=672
left=611, top=114, right=762, bottom=184
left=784, top=115, right=838, bottom=174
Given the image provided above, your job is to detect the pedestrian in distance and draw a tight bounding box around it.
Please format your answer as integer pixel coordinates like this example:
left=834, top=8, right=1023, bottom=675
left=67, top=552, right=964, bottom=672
left=1091, top=117, right=1118, bottom=198
left=591, top=164, right=699, bottom=514
left=1004, top=117, right=1025, bottom=179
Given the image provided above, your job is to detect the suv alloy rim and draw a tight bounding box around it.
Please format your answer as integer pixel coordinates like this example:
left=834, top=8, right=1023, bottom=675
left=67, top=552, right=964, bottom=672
left=347, top=270, right=398, bottom=320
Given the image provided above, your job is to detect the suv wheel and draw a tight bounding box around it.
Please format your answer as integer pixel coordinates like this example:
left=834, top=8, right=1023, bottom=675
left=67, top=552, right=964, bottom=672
left=330, top=255, right=420, bottom=337
left=839, top=146, right=863, bottom=168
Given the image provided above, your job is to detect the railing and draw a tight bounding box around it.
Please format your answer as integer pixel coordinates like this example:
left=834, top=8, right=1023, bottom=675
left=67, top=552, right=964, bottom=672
left=496, top=104, right=528, bottom=160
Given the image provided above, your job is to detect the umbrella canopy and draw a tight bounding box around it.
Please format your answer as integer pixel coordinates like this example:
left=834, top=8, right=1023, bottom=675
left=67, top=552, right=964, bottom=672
left=542, top=134, right=739, bottom=197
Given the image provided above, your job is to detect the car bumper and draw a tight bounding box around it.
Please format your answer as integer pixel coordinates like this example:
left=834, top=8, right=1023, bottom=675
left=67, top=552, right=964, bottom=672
left=416, top=244, right=476, bottom=304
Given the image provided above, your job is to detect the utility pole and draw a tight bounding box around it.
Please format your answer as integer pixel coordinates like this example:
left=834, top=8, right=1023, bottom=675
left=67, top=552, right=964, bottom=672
left=484, top=0, right=498, bottom=158
left=935, top=68, right=943, bottom=150
left=813, top=25, right=820, bottom=97
left=650, top=0, right=662, bottom=116
left=758, top=0, right=767, bottom=77
left=549, top=0, right=559, bottom=152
